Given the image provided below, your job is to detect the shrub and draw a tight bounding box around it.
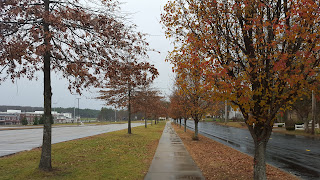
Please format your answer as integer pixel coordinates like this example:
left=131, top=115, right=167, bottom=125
left=39, top=115, right=54, bottom=124
left=278, top=124, right=283, bottom=127
left=33, top=117, right=39, bottom=125
left=286, top=126, right=295, bottom=131
left=39, top=116, right=44, bottom=124
left=21, top=117, right=28, bottom=125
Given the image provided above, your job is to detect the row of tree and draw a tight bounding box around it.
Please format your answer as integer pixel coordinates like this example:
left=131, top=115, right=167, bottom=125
left=20, top=115, right=54, bottom=125
left=162, top=0, right=320, bottom=179
left=0, top=0, right=159, bottom=171
left=55, top=107, right=100, bottom=119
left=98, top=84, right=169, bottom=130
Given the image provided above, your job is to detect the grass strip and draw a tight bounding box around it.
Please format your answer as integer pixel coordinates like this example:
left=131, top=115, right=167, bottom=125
left=0, top=122, right=165, bottom=180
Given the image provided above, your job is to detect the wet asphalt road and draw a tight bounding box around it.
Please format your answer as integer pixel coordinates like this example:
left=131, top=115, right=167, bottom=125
left=183, top=121, right=320, bottom=180
left=0, top=123, right=144, bottom=157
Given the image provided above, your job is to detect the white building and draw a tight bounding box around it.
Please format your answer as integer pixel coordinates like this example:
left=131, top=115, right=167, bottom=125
left=228, top=107, right=243, bottom=120
left=0, top=110, right=73, bottom=125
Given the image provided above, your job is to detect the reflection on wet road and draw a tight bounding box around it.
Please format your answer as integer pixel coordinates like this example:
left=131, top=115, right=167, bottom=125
left=184, top=121, right=320, bottom=180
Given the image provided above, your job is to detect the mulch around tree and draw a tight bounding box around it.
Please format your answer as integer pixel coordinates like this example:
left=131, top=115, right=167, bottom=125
left=172, top=124, right=300, bottom=180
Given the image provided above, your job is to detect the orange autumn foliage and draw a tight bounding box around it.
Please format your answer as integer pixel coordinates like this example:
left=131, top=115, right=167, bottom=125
left=162, top=0, right=320, bottom=179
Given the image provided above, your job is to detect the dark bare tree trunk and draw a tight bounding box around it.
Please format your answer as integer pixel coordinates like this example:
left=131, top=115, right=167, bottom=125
left=311, top=90, right=316, bottom=135
left=144, top=112, right=147, bottom=128
left=193, top=120, right=199, bottom=140
left=304, top=117, right=310, bottom=133
left=184, top=119, right=187, bottom=132
left=39, top=0, right=52, bottom=171
left=128, top=86, right=132, bottom=134
left=253, top=140, right=267, bottom=180
left=179, top=118, right=181, bottom=128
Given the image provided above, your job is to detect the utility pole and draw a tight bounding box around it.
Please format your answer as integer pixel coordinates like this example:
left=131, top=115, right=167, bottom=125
left=73, top=106, right=75, bottom=123
left=77, top=98, right=80, bottom=125
left=312, top=90, right=316, bottom=135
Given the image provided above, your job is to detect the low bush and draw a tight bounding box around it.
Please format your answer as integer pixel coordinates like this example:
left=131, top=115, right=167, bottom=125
left=286, top=126, right=295, bottom=131
left=21, top=117, right=28, bottom=125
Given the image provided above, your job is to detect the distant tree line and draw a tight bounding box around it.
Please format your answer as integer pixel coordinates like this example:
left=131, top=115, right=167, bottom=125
left=97, top=108, right=147, bottom=122
left=54, top=107, right=99, bottom=119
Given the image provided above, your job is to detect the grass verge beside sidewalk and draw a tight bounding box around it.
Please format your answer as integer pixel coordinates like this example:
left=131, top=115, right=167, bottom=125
left=172, top=123, right=299, bottom=180
left=0, top=122, right=165, bottom=180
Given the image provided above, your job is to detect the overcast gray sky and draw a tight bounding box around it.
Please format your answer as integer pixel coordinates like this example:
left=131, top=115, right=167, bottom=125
left=0, top=0, right=174, bottom=110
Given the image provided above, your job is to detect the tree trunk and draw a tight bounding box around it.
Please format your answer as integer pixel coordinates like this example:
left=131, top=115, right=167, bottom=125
left=304, top=117, right=310, bottom=133
left=39, top=0, right=52, bottom=171
left=128, top=87, right=132, bottom=134
left=248, top=121, right=272, bottom=180
left=179, top=118, right=181, bottom=128
left=144, top=112, right=147, bottom=128
left=184, top=119, right=187, bottom=132
left=193, top=120, right=199, bottom=140
left=253, top=140, right=267, bottom=180
left=311, top=90, right=316, bottom=135
left=144, top=119, right=147, bottom=128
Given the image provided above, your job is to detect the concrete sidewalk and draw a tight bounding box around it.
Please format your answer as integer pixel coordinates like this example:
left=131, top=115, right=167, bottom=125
left=145, top=122, right=205, bottom=180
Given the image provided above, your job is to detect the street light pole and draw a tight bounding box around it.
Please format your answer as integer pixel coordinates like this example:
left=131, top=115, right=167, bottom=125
left=76, top=98, right=80, bottom=125
left=73, top=107, right=75, bottom=123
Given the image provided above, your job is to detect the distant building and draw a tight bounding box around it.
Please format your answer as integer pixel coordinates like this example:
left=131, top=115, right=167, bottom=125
left=0, top=110, right=73, bottom=125
left=159, top=117, right=166, bottom=121
left=0, top=111, right=20, bottom=125
left=20, top=112, right=42, bottom=124
left=224, top=107, right=243, bottom=120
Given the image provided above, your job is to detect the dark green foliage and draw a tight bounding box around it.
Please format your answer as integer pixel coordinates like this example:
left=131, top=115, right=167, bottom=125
left=97, top=107, right=115, bottom=121
left=33, top=117, right=39, bottom=125
left=286, top=127, right=295, bottom=131
left=54, top=107, right=100, bottom=118
left=96, top=108, right=140, bottom=122
left=21, top=117, right=28, bottom=125
left=39, top=116, right=44, bottom=124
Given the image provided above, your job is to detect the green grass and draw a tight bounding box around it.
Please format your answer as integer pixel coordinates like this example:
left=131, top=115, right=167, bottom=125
left=0, top=122, right=165, bottom=180
left=216, top=122, right=247, bottom=128
left=202, top=118, right=215, bottom=122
